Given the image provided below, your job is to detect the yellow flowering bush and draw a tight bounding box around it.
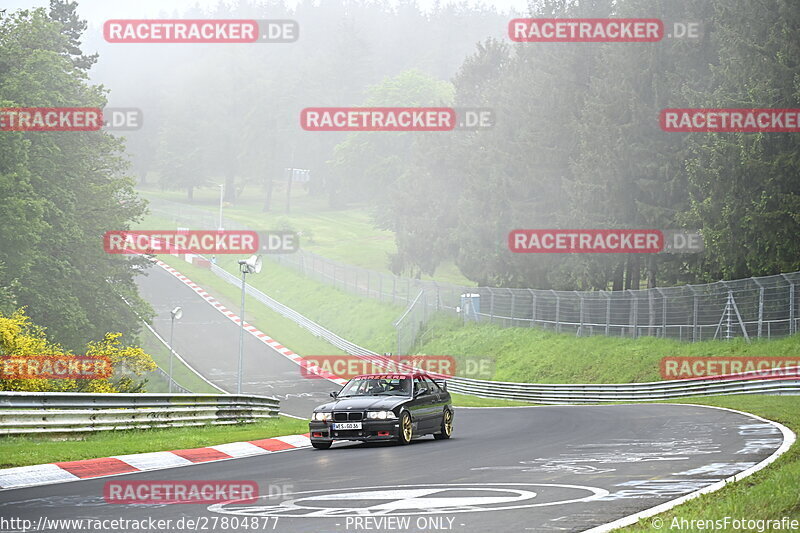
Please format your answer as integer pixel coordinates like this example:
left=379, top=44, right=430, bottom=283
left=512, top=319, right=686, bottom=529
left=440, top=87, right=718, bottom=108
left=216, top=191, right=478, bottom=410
left=0, top=309, right=156, bottom=393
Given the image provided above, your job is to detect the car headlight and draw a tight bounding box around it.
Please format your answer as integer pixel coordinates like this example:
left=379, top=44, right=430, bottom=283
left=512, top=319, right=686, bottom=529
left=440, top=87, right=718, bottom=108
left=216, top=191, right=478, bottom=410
left=367, top=411, right=396, bottom=420
left=312, top=412, right=331, bottom=421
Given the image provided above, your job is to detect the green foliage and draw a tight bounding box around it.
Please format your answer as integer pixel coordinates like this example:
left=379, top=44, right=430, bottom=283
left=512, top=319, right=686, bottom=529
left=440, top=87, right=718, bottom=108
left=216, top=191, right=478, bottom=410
left=371, top=0, right=800, bottom=289
left=416, top=315, right=800, bottom=384
left=0, top=7, right=152, bottom=351
left=0, top=309, right=156, bottom=393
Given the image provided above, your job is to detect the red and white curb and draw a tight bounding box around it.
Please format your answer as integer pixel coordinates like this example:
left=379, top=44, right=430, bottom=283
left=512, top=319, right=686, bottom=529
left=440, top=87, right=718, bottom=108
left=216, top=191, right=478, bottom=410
left=154, top=259, right=347, bottom=386
left=0, top=433, right=312, bottom=491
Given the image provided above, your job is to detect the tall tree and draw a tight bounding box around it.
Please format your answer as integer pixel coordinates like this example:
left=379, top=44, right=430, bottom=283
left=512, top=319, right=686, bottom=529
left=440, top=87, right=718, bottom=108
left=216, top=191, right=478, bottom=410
left=0, top=8, right=150, bottom=351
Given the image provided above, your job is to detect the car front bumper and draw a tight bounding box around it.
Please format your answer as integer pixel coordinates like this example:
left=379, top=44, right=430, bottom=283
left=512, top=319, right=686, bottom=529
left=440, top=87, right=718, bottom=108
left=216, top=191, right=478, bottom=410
left=309, top=419, right=401, bottom=443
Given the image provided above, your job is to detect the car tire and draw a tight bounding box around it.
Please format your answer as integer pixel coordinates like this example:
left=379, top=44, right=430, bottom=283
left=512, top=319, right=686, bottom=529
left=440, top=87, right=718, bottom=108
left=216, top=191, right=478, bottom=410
left=311, top=441, right=332, bottom=449
left=398, top=411, right=413, bottom=445
left=433, top=408, right=453, bottom=440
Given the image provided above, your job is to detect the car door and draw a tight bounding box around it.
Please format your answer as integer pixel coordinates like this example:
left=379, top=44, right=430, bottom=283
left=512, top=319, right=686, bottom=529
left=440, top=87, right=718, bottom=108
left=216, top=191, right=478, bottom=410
left=424, top=376, right=447, bottom=429
left=415, top=376, right=441, bottom=432
left=408, top=377, right=431, bottom=432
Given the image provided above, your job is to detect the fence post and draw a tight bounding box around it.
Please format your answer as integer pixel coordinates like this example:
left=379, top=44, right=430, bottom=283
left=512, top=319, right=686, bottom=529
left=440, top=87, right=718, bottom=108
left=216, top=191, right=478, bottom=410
left=576, top=291, right=584, bottom=337
left=753, top=278, right=764, bottom=339
left=792, top=281, right=797, bottom=336
left=605, top=291, right=611, bottom=336
left=528, top=289, right=536, bottom=328
left=509, top=288, right=516, bottom=326
left=628, top=289, right=638, bottom=339
left=552, top=290, right=560, bottom=333
left=489, top=288, right=495, bottom=322
left=782, top=274, right=796, bottom=335
left=657, top=288, right=667, bottom=338
left=688, top=285, right=699, bottom=342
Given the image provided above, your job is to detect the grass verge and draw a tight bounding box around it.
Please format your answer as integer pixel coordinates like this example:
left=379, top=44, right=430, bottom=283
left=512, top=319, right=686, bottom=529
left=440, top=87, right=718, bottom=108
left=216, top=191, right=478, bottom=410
left=418, top=316, right=800, bottom=384
left=0, top=416, right=310, bottom=469
left=138, top=321, right=222, bottom=394
left=617, top=394, right=799, bottom=532
left=152, top=254, right=349, bottom=358
left=138, top=186, right=473, bottom=285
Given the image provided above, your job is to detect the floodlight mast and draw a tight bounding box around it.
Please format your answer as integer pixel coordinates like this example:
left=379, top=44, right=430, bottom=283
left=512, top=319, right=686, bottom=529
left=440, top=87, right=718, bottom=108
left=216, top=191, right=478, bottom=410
left=236, top=255, right=262, bottom=393
left=168, top=306, right=182, bottom=392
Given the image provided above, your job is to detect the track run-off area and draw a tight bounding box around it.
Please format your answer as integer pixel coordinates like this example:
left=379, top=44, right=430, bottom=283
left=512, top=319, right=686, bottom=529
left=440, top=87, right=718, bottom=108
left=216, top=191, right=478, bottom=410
left=0, top=262, right=791, bottom=533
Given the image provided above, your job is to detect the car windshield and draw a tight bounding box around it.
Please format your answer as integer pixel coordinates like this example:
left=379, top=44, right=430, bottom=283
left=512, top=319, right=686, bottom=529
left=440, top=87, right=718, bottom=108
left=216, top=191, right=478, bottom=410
left=338, top=377, right=412, bottom=397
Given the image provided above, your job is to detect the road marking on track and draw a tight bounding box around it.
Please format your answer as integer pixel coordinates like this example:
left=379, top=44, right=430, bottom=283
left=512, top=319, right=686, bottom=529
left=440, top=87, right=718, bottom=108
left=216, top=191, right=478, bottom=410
left=209, top=483, right=609, bottom=517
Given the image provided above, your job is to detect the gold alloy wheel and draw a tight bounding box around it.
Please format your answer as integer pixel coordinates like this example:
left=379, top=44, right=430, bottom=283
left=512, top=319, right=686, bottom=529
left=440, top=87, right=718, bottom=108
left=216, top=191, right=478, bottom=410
left=443, top=409, right=453, bottom=436
left=402, top=413, right=413, bottom=442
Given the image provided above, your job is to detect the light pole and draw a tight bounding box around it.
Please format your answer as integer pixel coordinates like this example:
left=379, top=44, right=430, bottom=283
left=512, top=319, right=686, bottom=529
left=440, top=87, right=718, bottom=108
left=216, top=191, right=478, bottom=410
left=236, top=255, right=262, bottom=394
left=168, top=306, right=183, bottom=392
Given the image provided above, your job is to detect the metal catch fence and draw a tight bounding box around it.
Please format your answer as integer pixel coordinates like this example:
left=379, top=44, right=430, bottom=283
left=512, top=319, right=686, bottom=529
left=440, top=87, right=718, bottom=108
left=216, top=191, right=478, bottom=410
left=147, top=197, right=800, bottom=351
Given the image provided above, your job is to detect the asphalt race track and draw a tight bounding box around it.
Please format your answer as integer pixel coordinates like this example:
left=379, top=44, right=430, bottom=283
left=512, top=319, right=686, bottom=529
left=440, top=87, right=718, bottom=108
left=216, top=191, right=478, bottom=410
left=0, top=263, right=787, bottom=533
left=135, top=263, right=336, bottom=416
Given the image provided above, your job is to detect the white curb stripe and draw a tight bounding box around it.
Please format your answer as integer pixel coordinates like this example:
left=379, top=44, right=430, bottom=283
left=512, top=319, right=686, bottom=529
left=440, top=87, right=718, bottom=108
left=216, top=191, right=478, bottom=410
left=112, top=451, right=193, bottom=470
left=209, top=442, right=269, bottom=458
left=0, top=464, right=80, bottom=488
left=273, top=434, right=312, bottom=448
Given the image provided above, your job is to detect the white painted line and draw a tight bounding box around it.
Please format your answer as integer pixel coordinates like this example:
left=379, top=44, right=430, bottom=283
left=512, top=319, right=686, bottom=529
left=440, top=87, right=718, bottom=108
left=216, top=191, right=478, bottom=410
left=112, top=451, right=193, bottom=471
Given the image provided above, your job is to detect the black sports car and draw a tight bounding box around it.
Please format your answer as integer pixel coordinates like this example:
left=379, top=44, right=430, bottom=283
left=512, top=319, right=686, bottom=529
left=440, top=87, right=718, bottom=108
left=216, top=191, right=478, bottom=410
left=308, top=372, right=453, bottom=449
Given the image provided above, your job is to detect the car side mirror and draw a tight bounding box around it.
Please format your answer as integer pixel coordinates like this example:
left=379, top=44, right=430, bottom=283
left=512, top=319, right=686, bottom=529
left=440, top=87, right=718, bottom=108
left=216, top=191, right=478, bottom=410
left=330, top=391, right=338, bottom=398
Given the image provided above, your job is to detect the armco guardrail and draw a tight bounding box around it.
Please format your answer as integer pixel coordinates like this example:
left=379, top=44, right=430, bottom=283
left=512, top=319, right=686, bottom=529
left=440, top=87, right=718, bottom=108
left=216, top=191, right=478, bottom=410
left=443, top=373, right=800, bottom=404
left=210, top=263, right=374, bottom=356
left=0, top=391, right=280, bottom=435
left=168, top=258, right=800, bottom=404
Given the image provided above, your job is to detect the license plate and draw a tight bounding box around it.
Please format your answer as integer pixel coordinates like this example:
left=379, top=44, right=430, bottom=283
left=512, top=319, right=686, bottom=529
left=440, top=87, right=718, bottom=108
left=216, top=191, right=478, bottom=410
left=332, top=422, right=362, bottom=430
